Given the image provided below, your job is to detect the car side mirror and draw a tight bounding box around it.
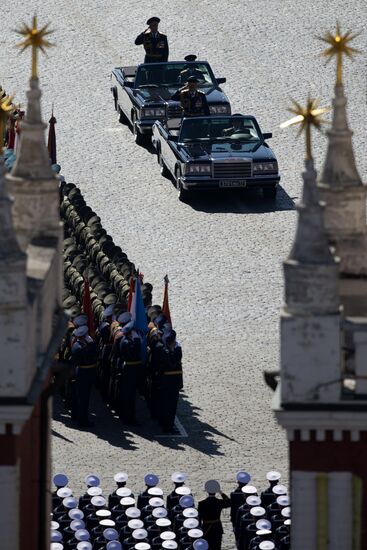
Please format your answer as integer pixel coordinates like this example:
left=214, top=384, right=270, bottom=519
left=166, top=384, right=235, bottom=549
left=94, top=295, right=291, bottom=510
left=167, top=135, right=178, bottom=142
left=216, top=77, right=226, bottom=84
left=262, top=132, right=272, bottom=140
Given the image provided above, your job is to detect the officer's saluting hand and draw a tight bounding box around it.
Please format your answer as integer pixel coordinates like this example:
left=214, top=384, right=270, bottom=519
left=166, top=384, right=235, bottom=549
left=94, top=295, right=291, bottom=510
left=135, top=17, right=169, bottom=64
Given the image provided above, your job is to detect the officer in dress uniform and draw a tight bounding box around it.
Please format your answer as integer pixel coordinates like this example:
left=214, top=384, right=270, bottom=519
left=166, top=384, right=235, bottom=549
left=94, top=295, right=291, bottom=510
left=198, top=480, right=230, bottom=550
left=230, top=471, right=251, bottom=527
left=71, top=326, right=99, bottom=428
left=179, top=55, right=205, bottom=84
left=171, top=77, right=210, bottom=117
left=154, top=329, right=183, bottom=434
left=135, top=17, right=169, bottom=63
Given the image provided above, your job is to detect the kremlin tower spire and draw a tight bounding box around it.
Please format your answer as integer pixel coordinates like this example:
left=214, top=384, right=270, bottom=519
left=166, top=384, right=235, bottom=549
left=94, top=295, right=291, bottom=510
left=317, top=24, right=367, bottom=315
left=6, top=16, right=59, bottom=251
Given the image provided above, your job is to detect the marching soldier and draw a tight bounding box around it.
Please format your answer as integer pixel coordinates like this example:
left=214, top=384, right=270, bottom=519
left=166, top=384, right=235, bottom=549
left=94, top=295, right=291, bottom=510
left=171, top=76, right=210, bottom=117
left=98, top=304, right=116, bottom=401
left=154, top=329, right=183, bottom=434
left=135, top=17, right=169, bottom=63
left=117, top=316, right=145, bottom=425
left=71, top=325, right=98, bottom=428
left=198, top=480, right=230, bottom=550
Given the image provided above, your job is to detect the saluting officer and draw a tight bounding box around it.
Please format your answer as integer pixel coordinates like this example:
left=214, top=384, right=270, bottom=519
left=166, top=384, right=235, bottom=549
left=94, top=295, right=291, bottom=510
left=135, top=17, right=169, bottom=63
left=71, top=325, right=98, bottom=428
left=198, top=480, right=230, bottom=550
left=171, top=76, right=210, bottom=117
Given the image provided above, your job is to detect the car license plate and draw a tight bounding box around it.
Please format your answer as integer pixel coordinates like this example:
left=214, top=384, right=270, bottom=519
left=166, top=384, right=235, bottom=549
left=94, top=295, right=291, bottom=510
left=219, top=179, right=247, bottom=188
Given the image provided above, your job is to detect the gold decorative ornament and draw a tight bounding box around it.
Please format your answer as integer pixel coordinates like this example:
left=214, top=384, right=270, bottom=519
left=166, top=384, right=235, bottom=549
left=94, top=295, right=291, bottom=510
left=317, top=22, right=361, bottom=85
left=0, top=90, right=16, bottom=150
left=15, top=15, right=54, bottom=78
left=280, top=97, right=329, bottom=160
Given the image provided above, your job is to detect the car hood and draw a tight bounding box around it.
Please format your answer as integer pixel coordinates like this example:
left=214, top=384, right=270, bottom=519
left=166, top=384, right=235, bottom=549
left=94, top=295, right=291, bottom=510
left=135, top=86, right=228, bottom=104
left=181, top=141, right=276, bottom=160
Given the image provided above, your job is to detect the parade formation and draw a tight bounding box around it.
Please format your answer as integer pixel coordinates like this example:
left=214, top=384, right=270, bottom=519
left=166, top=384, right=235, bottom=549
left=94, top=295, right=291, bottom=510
left=59, top=181, right=182, bottom=433
left=50, top=470, right=290, bottom=550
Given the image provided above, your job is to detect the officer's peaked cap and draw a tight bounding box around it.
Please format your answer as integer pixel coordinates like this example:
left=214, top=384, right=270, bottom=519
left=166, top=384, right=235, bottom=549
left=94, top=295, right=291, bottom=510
left=73, top=325, right=89, bottom=338
left=147, top=16, right=160, bottom=24
left=184, top=55, right=197, bottom=62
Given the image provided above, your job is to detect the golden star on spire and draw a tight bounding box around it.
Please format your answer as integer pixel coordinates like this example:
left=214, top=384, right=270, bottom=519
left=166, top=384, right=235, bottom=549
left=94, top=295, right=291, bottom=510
left=15, top=15, right=55, bottom=79
left=280, top=96, right=329, bottom=160
left=317, top=22, right=361, bottom=85
left=0, top=90, right=16, bottom=150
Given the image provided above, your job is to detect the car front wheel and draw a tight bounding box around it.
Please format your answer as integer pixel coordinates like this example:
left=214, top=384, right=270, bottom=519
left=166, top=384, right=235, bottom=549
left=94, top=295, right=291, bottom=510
left=132, top=113, right=145, bottom=145
left=176, top=168, right=190, bottom=202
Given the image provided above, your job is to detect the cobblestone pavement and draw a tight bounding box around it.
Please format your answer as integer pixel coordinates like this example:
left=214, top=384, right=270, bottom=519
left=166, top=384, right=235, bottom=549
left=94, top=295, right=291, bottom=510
left=1, top=1, right=367, bottom=546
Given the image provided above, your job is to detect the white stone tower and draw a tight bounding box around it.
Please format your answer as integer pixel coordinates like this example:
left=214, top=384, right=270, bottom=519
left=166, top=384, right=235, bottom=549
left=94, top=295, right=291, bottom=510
left=6, top=76, right=60, bottom=251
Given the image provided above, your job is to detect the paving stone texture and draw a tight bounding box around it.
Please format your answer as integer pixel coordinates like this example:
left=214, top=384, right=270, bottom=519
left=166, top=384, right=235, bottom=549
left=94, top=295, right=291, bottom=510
left=1, top=1, right=366, bottom=546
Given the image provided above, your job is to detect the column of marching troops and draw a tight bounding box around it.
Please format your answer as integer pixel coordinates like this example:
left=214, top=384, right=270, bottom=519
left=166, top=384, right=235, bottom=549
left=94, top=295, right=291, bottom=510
left=58, top=181, right=183, bottom=432
left=50, top=470, right=291, bottom=550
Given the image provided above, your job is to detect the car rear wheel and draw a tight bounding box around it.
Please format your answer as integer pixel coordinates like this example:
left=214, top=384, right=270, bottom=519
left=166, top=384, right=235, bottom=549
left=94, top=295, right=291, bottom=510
left=158, top=149, right=170, bottom=178
left=176, top=168, right=190, bottom=202
left=263, top=185, right=277, bottom=200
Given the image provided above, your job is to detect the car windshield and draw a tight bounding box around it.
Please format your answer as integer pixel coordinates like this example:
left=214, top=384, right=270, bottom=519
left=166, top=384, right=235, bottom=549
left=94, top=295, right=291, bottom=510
left=179, top=117, right=261, bottom=143
left=135, top=62, right=216, bottom=88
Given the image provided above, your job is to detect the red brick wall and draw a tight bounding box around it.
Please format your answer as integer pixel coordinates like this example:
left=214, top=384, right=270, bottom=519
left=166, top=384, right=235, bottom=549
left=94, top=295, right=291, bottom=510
left=0, top=390, right=51, bottom=550
left=291, top=430, right=367, bottom=546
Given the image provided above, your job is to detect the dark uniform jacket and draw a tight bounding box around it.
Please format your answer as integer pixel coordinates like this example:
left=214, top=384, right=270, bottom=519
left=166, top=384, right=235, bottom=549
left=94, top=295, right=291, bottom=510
left=171, top=88, right=210, bottom=117
left=71, top=338, right=98, bottom=367
left=198, top=494, right=231, bottom=536
left=135, top=31, right=169, bottom=63
left=154, top=341, right=183, bottom=390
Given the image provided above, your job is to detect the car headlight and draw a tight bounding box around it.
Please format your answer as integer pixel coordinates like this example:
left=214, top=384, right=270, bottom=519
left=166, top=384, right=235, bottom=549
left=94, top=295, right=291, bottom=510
left=209, top=104, right=231, bottom=114
left=185, top=164, right=211, bottom=175
left=253, top=161, right=278, bottom=173
left=141, top=107, right=166, bottom=118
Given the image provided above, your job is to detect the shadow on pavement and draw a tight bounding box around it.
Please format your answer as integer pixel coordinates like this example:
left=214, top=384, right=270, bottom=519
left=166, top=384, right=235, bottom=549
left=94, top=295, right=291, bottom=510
left=184, top=186, right=296, bottom=214
left=53, top=388, right=231, bottom=456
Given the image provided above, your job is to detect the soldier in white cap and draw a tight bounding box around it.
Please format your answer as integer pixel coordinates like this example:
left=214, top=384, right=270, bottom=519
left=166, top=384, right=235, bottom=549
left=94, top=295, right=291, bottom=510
left=192, top=540, right=209, bottom=550
left=198, top=480, right=230, bottom=550
left=172, top=495, right=195, bottom=531
left=138, top=474, right=160, bottom=509
left=120, top=518, right=145, bottom=541
left=261, top=472, right=281, bottom=508
left=90, top=512, right=114, bottom=538
left=235, top=495, right=260, bottom=547
left=241, top=506, right=267, bottom=550
left=52, top=474, right=69, bottom=509
left=275, top=518, right=290, bottom=548
left=79, top=474, right=101, bottom=509
left=123, top=527, right=149, bottom=550
left=266, top=494, right=289, bottom=522
left=108, top=472, right=131, bottom=508
left=234, top=486, right=258, bottom=542
left=167, top=472, right=187, bottom=512
left=230, top=471, right=251, bottom=527
left=152, top=530, right=176, bottom=550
